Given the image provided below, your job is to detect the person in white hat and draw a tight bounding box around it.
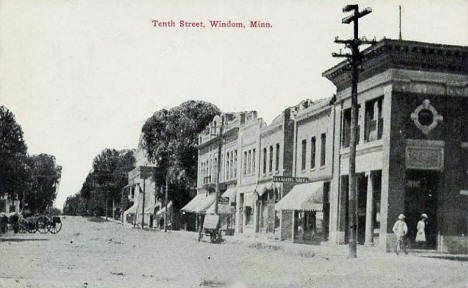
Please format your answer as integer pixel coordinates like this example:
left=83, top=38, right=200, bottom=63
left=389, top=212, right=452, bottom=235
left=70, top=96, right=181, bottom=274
left=392, top=214, right=408, bottom=255
left=415, top=213, right=428, bottom=248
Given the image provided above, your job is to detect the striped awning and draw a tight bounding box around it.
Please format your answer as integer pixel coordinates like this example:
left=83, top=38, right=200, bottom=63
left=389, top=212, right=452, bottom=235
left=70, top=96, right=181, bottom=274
left=181, top=193, right=216, bottom=213
left=275, top=182, right=324, bottom=211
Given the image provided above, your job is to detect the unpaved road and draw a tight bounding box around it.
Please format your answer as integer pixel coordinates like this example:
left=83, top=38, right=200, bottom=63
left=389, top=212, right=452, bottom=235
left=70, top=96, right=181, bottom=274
left=0, top=216, right=466, bottom=288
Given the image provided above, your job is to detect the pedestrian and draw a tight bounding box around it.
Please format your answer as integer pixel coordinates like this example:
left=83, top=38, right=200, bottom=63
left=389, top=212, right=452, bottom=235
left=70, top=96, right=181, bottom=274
left=392, top=214, right=408, bottom=255
left=415, top=213, right=428, bottom=249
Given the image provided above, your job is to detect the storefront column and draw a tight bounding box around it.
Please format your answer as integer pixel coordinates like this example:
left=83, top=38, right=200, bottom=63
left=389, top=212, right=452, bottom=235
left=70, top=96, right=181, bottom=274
left=364, top=171, right=374, bottom=246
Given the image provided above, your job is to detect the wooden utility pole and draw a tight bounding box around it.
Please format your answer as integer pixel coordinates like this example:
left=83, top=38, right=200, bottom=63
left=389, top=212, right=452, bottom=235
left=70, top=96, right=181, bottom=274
left=164, top=174, right=168, bottom=232
left=214, top=115, right=224, bottom=215
left=141, top=179, right=146, bottom=228
left=332, top=4, right=375, bottom=258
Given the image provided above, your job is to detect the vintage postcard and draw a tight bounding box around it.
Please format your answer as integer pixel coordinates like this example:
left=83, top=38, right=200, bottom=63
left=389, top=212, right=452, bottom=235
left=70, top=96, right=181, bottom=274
left=0, top=0, right=467, bottom=287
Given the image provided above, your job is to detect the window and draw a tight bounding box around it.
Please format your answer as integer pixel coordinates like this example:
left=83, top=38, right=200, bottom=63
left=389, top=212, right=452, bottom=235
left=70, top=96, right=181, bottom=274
left=234, top=150, right=237, bottom=178
left=311, top=137, right=316, bottom=169
left=269, top=146, right=273, bottom=172
left=252, top=149, right=256, bottom=174
left=301, top=139, right=307, bottom=170
left=275, top=143, right=280, bottom=171
left=321, top=133, right=326, bottom=166
left=342, top=107, right=361, bottom=147
left=248, top=150, right=252, bottom=175
left=365, top=97, right=383, bottom=142
left=263, top=148, right=267, bottom=174
left=243, top=151, right=247, bottom=175
left=224, top=153, right=229, bottom=179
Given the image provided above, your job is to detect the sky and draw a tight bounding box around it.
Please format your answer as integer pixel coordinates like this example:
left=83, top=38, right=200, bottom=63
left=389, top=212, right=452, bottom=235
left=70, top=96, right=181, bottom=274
left=0, top=0, right=467, bottom=209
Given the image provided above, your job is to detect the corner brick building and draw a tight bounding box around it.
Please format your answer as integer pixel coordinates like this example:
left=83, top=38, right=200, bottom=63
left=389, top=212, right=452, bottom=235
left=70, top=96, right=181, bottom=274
left=323, top=39, right=468, bottom=253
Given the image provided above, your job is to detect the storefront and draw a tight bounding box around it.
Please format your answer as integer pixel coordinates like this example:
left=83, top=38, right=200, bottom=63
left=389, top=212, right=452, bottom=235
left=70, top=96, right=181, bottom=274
left=181, top=191, right=217, bottom=231
left=275, top=181, right=325, bottom=243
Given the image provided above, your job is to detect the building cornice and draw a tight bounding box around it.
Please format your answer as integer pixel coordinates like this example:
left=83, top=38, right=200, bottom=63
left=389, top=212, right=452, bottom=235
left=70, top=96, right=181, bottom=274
left=323, top=39, right=468, bottom=92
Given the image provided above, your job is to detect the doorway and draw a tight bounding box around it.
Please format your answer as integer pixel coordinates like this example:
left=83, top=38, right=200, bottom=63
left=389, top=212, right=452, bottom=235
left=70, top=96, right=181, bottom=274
left=405, top=170, right=439, bottom=249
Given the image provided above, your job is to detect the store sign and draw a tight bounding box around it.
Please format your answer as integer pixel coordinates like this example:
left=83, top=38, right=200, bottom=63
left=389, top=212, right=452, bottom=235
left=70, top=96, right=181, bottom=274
left=218, top=197, right=229, bottom=205
left=406, top=140, right=444, bottom=171
left=273, top=176, right=311, bottom=183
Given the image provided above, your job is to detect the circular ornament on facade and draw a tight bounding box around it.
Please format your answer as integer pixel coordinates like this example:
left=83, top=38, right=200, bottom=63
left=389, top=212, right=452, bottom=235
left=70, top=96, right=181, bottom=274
left=410, top=99, right=443, bottom=135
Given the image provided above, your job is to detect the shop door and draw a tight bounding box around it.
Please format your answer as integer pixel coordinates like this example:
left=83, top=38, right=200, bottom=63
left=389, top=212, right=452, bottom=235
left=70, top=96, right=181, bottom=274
left=405, top=170, right=439, bottom=249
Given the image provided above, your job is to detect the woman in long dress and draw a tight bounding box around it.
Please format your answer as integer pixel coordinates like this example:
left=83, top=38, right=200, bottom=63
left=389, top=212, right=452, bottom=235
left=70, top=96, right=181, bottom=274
left=415, top=213, right=428, bottom=248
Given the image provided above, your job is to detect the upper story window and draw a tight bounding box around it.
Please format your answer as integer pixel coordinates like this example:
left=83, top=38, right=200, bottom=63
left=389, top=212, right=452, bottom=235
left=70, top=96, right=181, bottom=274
left=365, top=97, right=383, bottom=142
left=269, top=146, right=273, bottom=173
left=342, top=107, right=361, bottom=148
left=301, top=139, right=307, bottom=171
left=263, top=148, right=267, bottom=175
left=243, top=151, right=247, bottom=176
left=233, top=150, right=237, bottom=178
left=248, top=150, right=252, bottom=175
left=275, top=143, right=280, bottom=172
left=311, top=137, right=316, bottom=169
left=252, top=149, right=256, bottom=174
left=321, top=133, right=326, bottom=166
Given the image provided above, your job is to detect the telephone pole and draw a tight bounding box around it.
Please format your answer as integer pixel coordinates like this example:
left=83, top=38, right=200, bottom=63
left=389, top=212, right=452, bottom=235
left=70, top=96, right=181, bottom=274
left=214, top=115, right=224, bottom=215
left=332, top=4, right=375, bottom=258
left=164, top=174, right=168, bottom=232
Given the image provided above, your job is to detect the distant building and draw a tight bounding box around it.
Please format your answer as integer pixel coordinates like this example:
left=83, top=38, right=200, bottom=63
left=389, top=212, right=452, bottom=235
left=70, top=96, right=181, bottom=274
left=123, top=141, right=158, bottom=227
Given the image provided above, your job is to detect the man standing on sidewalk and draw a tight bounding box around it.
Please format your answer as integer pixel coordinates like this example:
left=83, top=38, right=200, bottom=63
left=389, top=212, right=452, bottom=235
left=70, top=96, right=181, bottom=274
left=392, top=214, right=408, bottom=255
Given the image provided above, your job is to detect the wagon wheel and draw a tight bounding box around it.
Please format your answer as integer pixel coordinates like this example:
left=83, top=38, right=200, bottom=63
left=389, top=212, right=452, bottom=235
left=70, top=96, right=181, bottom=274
left=27, top=221, right=37, bottom=234
left=18, top=219, right=27, bottom=233
left=36, top=216, right=49, bottom=234
left=48, top=220, right=62, bottom=234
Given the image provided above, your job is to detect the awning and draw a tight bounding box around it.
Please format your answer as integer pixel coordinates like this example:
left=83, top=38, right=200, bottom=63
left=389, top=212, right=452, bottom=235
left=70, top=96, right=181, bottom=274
left=124, top=204, right=137, bottom=215
left=205, top=201, right=235, bottom=215
left=255, top=182, right=280, bottom=197
left=181, top=193, right=216, bottom=213
left=144, top=203, right=160, bottom=214
left=156, top=201, right=173, bottom=216
left=275, top=182, right=324, bottom=211
left=221, top=187, right=237, bottom=201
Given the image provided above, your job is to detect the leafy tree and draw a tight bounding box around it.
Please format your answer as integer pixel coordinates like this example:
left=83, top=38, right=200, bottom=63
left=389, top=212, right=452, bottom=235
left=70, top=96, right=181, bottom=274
left=141, top=100, right=220, bottom=208
left=23, top=154, right=62, bottom=213
left=0, top=106, right=28, bottom=199
left=63, top=194, right=87, bottom=216
left=65, top=149, right=135, bottom=216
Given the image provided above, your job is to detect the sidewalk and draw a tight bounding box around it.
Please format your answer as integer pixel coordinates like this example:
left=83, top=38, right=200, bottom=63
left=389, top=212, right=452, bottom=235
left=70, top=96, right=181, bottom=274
left=224, top=232, right=468, bottom=260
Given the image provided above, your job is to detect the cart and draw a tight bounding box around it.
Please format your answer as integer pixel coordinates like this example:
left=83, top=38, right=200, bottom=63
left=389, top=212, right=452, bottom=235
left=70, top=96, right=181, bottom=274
left=198, top=214, right=220, bottom=243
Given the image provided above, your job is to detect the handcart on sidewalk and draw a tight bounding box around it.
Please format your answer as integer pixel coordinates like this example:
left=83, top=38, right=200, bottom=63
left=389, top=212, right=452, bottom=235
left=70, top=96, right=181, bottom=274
left=198, top=214, right=221, bottom=243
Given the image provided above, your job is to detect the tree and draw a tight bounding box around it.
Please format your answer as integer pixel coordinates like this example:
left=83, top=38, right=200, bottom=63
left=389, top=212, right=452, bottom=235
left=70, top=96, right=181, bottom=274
left=141, top=100, right=220, bottom=208
left=65, top=149, right=135, bottom=217
left=23, top=154, right=62, bottom=213
left=0, top=106, right=28, bottom=199
left=63, top=194, right=87, bottom=216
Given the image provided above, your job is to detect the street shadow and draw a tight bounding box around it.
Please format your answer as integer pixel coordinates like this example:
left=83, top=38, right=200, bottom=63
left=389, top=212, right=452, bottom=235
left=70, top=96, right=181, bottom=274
left=0, top=238, right=49, bottom=242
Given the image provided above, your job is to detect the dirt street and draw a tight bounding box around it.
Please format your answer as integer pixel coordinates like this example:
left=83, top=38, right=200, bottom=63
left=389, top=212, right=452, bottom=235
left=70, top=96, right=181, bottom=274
left=0, top=216, right=466, bottom=288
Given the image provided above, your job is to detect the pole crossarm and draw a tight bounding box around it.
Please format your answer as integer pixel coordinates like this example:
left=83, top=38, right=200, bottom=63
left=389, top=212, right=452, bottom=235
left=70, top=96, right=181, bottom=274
left=332, top=52, right=352, bottom=58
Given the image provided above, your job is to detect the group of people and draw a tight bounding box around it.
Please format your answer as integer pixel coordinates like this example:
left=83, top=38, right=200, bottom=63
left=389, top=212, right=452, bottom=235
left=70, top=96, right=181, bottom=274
left=392, top=213, right=428, bottom=255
